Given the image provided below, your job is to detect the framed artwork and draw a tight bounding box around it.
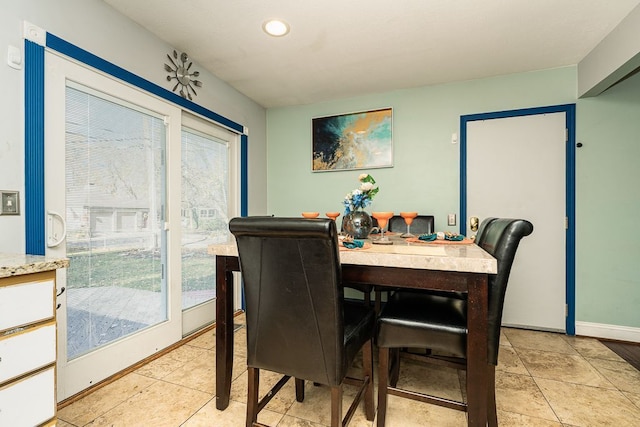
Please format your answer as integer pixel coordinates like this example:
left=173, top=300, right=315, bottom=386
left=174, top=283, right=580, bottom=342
left=312, top=108, right=393, bottom=172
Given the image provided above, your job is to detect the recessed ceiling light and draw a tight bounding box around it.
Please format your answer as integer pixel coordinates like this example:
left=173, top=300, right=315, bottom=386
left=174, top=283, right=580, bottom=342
left=262, top=19, right=290, bottom=37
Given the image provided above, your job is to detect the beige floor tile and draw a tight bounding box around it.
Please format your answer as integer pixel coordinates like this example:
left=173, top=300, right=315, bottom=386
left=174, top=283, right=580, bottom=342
left=517, top=348, right=615, bottom=388
left=495, top=371, right=558, bottom=422
left=187, top=328, right=216, bottom=350
left=499, top=329, right=512, bottom=347
left=85, top=380, right=212, bottom=426
left=57, top=372, right=156, bottom=426
left=285, top=382, right=374, bottom=426
left=379, top=394, right=467, bottom=427
left=496, top=410, right=563, bottom=426
left=231, top=351, right=248, bottom=382
left=395, top=358, right=463, bottom=401
left=536, top=377, right=640, bottom=427
left=562, top=335, right=626, bottom=361
left=55, top=419, right=75, bottom=427
left=234, top=313, right=246, bottom=325
left=163, top=349, right=216, bottom=393
left=276, top=414, right=331, bottom=426
left=182, top=399, right=282, bottom=427
left=58, top=322, right=640, bottom=427
left=497, top=344, right=529, bottom=375
left=135, top=344, right=211, bottom=379
left=503, top=328, right=578, bottom=355
left=623, top=391, right=640, bottom=408
left=233, top=327, right=248, bottom=357
left=229, top=369, right=297, bottom=413
left=587, top=357, right=640, bottom=394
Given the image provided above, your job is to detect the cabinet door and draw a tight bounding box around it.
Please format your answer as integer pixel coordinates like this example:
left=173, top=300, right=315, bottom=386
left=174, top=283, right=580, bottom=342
left=0, top=275, right=55, bottom=331
left=0, top=323, right=56, bottom=383
left=0, top=367, right=56, bottom=426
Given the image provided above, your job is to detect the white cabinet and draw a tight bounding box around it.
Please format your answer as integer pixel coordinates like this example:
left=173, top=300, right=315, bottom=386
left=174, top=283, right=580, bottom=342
left=0, top=270, right=58, bottom=427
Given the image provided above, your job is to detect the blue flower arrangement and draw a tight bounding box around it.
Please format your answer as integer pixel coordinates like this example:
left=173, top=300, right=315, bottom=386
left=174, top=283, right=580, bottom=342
left=343, top=174, right=379, bottom=215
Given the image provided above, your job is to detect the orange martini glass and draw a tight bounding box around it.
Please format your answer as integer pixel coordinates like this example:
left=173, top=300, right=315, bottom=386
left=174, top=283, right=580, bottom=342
left=325, top=212, right=341, bottom=221
left=371, top=212, right=394, bottom=245
left=400, top=211, right=418, bottom=238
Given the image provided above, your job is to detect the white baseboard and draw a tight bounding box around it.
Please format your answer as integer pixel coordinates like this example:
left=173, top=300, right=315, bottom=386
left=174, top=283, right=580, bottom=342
left=575, top=321, right=640, bottom=342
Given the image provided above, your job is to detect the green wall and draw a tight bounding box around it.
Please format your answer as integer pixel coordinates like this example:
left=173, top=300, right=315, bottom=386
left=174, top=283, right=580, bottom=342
left=266, top=65, right=640, bottom=330
left=576, top=71, right=640, bottom=327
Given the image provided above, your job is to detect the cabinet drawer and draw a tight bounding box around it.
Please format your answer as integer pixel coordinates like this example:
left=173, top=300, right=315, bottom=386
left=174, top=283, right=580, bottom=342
left=0, top=367, right=55, bottom=427
left=0, top=323, right=56, bottom=384
left=0, top=276, right=54, bottom=332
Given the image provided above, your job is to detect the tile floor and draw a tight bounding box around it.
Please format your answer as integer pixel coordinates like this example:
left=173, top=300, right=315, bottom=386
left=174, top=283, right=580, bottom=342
left=57, top=314, right=640, bottom=426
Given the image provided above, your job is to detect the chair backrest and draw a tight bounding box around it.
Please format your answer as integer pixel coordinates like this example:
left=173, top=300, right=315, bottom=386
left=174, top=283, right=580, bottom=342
left=388, top=215, right=434, bottom=234
left=474, top=217, right=533, bottom=365
left=229, top=216, right=347, bottom=385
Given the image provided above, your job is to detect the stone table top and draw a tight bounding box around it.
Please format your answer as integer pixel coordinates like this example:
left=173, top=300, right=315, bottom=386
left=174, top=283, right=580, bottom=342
left=0, top=252, right=70, bottom=279
left=208, top=236, right=496, bottom=274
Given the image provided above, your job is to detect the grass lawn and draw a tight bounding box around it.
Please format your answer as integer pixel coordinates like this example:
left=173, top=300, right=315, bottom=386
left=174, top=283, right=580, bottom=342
left=67, top=248, right=215, bottom=293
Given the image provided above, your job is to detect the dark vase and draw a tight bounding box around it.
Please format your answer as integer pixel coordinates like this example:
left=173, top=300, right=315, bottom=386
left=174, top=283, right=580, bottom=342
left=343, top=210, right=373, bottom=239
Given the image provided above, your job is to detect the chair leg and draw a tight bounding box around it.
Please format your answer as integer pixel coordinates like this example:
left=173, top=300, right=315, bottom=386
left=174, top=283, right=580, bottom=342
left=247, top=367, right=259, bottom=427
left=389, top=348, right=400, bottom=387
left=331, top=385, right=343, bottom=427
left=295, top=378, right=305, bottom=402
left=487, top=365, right=498, bottom=427
left=362, top=339, right=375, bottom=420
left=374, top=289, right=382, bottom=314
left=364, top=288, right=372, bottom=307
left=377, top=347, right=390, bottom=427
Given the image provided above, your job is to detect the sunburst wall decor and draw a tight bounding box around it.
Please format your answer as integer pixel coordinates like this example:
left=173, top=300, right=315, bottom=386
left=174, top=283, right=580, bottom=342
left=164, top=50, right=202, bottom=100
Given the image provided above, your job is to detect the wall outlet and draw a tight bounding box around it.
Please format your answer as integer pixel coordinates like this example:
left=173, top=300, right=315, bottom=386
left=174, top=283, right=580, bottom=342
left=447, top=213, right=456, bottom=226
left=0, top=191, right=20, bottom=215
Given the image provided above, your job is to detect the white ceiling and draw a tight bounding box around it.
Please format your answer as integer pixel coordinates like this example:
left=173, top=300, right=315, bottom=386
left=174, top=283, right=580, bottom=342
left=104, top=0, right=640, bottom=108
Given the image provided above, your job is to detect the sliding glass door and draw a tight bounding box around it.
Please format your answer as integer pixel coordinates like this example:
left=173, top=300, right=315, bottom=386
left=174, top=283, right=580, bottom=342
left=46, top=54, right=183, bottom=400
left=181, top=115, right=238, bottom=334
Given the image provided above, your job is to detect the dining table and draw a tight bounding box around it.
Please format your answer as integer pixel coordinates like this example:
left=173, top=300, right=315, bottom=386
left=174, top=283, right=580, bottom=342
left=208, top=233, right=497, bottom=426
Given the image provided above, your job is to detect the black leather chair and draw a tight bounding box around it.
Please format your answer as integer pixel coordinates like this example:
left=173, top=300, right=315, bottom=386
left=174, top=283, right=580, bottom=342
left=229, top=216, right=375, bottom=427
left=375, top=217, right=533, bottom=427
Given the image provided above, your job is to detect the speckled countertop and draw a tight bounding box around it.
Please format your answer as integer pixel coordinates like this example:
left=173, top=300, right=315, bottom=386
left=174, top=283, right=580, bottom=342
left=0, top=253, right=69, bottom=278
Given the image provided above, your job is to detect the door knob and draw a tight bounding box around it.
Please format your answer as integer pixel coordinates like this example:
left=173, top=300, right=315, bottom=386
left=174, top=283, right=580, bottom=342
left=470, top=216, right=479, bottom=232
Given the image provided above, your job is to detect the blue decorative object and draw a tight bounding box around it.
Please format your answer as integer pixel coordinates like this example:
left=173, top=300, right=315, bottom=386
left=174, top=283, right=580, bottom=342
left=418, top=233, right=437, bottom=241
left=342, top=240, right=365, bottom=249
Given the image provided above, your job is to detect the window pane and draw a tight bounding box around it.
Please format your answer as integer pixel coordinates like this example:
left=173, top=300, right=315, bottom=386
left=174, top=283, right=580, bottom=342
left=181, top=128, right=229, bottom=309
left=65, top=86, right=166, bottom=360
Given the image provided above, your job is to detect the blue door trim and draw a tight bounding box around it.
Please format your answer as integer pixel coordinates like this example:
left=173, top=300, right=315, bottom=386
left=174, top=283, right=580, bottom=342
left=459, top=104, right=576, bottom=335
left=25, top=32, right=248, bottom=253
left=24, top=40, right=46, bottom=255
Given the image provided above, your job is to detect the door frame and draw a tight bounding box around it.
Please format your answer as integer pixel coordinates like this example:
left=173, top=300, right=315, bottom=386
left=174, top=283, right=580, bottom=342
left=24, top=29, right=249, bottom=399
left=459, top=104, right=576, bottom=335
left=25, top=30, right=248, bottom=258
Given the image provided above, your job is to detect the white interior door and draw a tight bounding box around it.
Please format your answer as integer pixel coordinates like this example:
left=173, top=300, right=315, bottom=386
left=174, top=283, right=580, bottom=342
left=466, top=112, right=566, bottom=331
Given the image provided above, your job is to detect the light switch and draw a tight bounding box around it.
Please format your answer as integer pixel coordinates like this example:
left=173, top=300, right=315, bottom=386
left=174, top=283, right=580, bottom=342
left=0, top=191, right=20, bottom=215
left=447, top=213, right=456, bottom=226
left=7, top=45, right=22, bottom=70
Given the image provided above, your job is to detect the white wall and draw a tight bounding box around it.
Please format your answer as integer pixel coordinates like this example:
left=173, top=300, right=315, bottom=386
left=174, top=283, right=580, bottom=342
left=0, top=0, right=268, bottom=253
left=578, top=3, right=640, bottom=97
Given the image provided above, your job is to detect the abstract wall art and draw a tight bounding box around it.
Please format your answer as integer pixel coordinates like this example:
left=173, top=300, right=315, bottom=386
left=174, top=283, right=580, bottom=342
left=312, top=108, right=393, bottom=172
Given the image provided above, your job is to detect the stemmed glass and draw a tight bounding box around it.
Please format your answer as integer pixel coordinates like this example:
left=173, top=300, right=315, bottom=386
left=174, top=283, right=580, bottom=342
left=371, top=212, right=394, bottom=245
left=325, top=212, right=341, bottom=221
left=400, top=212, right=418, bottom=238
